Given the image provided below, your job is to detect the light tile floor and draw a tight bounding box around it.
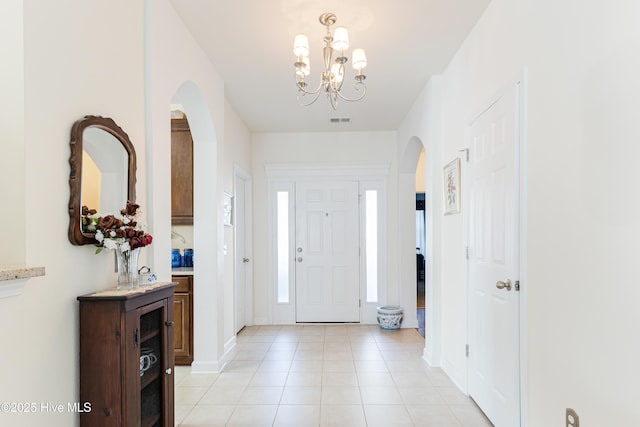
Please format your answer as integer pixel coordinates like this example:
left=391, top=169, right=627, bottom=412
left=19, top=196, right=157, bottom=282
left=174, top=324, right=493, bottom=427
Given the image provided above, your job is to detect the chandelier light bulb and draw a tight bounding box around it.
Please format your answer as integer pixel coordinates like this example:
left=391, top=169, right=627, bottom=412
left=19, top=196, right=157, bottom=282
left=293, top=34, right=309, bottom=57
left=331, top=63, right=344, bottom=83
left=302, top=56, right=310, bottom=75
left=331, top=27, right=350, bottom=52
left=351, top=48, right=367, bottom=70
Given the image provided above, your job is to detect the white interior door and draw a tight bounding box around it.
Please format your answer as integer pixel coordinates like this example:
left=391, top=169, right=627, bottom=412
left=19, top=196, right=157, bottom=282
left=467, top=87, right=520, bottom=426
left=295, top=181, right=360, bottom=322
left=234, top=173, right=251, bottom=333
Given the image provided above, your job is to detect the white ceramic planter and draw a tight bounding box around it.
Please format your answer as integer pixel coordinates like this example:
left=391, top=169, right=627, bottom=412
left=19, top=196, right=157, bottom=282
left=376, top=306, right=404, bottom=330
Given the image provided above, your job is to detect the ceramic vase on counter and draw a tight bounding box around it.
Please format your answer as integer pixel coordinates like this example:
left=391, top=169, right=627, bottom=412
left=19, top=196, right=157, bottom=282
left=183, top=249, right=193, bottom=267
left=171, top=249, right=182, bottom=268
left=171, top=248, right=194, bottom=269
left=116, top=247, right=141, bottom=290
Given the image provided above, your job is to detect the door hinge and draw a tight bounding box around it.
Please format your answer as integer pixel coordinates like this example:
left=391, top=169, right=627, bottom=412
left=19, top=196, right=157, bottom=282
left=359, top=299, right=361, bottom=307
left=465, top=344, right=469, bottom=358
left=465, top=246, right=470, bottom=260
left=134, top=327, right=139, bottom=347
left=515, top=280, right=520, bottom=291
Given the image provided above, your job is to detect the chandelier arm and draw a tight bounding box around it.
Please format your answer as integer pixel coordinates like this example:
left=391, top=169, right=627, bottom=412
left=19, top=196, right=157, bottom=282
left=296, top=84, right=323, bottom=96
left=335, top=81, right=367, bottom=102
left=297, top=90, right=323, bottom=107
left=328, top=89, right=339, bottom=110
left=295, top=79, right=324, bottom=96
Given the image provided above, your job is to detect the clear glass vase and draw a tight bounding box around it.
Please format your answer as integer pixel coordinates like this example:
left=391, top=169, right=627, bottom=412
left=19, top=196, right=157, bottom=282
left=116, top=247, right=141, bottom=290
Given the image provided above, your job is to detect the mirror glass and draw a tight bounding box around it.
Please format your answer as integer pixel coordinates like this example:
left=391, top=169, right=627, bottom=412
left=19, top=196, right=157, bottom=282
left=81, top=127, right=129, bottom=216
left=68, top=116, right=136, bottom=245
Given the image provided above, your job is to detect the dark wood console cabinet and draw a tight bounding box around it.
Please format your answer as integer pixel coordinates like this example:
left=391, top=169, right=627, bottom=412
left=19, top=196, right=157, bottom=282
left=77, top=282, right=176, bottom=427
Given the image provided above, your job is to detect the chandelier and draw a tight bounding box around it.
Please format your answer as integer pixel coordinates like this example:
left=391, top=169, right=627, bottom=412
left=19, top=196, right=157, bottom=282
left=293, top=13, right=368, bottom=110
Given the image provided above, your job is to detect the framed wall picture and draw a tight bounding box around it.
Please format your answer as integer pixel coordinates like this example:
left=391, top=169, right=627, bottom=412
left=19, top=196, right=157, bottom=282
left=443, top=158, right=461, bottom=215
left=223, top=192, right=233, bottom=226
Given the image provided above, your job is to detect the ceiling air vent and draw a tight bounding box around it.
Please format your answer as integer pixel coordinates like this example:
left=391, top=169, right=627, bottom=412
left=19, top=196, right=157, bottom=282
left=329, top=118, right=351, bottom=124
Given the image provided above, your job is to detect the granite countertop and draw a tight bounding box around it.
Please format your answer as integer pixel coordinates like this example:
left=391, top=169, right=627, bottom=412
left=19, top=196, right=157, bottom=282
left=0, top=266, right=46, bottom=282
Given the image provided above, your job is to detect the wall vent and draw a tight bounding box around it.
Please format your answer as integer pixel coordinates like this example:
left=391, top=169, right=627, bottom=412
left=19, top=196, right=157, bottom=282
left=329, top=118, right=351, bottom=124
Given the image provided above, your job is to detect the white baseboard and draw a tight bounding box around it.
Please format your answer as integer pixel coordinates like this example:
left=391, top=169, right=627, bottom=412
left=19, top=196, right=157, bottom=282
left=253, top=316, right=269, bottom=325
left=190, top=360, right=223, bottom=374
left=441, top=358, right=468, bottom=395
left=401, top=319, right=418, bottom=328
left=423, top=347, right=438, bottom=367
left=224, top=335, right=237, bottom=354
left=190, top=339, right=237, bottom=374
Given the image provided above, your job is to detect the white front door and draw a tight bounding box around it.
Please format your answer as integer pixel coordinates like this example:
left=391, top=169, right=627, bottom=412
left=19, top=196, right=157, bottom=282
left=467, top=86, right=521, bottom=426
left=295, top=181, right=360, bottom=322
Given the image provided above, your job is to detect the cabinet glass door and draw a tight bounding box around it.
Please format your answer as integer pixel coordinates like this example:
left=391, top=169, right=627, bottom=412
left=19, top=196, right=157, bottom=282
left=139, top=301, right=166, bottom=427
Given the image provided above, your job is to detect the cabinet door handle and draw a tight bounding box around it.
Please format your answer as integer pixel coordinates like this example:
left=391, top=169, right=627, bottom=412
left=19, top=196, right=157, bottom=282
left=165, top=321, right=175, bottom=327
left=166, top=368, right=173, bottom=375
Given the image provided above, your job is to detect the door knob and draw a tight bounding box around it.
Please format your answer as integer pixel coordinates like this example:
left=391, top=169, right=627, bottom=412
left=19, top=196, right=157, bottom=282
left=496, top=279, right=512, bottom=291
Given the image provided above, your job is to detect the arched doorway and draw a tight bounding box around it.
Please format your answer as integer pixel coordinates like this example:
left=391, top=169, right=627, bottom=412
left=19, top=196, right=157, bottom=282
left=398, top=137, right=423, bottom=331
left=170, top=81, right=225, bottom=373
left=398, top=136, right=441, bottom=364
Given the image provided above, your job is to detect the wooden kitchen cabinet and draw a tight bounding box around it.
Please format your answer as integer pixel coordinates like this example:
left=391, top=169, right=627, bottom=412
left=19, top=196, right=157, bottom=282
left=172, top=275, right=194, bottom=365
left=77, top=282, right=176, bottom=427
left=171, top=118, right=194, bottom=225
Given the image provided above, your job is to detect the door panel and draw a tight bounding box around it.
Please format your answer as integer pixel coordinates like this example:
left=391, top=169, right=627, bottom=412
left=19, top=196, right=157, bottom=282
left=235, top=174, right=251, bottom=333
left=295, top=181, right=360, bottom=322
left=468, top=87, right=520, bottom=426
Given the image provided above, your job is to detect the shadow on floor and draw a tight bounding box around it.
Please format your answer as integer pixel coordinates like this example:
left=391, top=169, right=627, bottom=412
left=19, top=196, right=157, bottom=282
left=417, top=279, right=425, bottom=337
left=417, top=308, right=425, bottom=337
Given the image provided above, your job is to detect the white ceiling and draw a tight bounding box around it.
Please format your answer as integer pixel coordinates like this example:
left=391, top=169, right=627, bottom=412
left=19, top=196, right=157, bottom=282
left=168, top=0, right=491, bottom=133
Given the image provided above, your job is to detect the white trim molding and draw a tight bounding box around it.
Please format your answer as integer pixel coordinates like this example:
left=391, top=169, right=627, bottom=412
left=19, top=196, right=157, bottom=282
left=266, top=163, right=390, bottom=325
left=266, top=163, right=390, bottom=180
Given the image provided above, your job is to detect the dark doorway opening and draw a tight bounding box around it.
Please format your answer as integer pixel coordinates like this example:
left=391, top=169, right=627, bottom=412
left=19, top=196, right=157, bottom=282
left=416, top=193, right=425, bottom=337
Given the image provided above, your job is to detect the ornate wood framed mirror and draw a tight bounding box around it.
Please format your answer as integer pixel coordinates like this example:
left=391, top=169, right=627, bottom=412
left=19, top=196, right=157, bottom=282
left=68, top=115, right=137, bottom=245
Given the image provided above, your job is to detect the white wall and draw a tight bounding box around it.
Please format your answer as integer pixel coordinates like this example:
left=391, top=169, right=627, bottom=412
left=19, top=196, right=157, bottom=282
left=147, top=0, right=251, bottom=372
left=0, top=1, right=145, bottom=426
left=0, top=2, right=250, bottom=425
left=400, top=0, right=640, bottom=425
left=522, top=1, right=640, bottom=424
left=223, top=100, right=252, bottom=340
left=398, top=77, right=444, bottom=366
left=251, top=131, right=398, bottom=324
left=148, top=0, right=226, bottom=374
left=0, top=0, right=25, bottom=265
